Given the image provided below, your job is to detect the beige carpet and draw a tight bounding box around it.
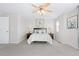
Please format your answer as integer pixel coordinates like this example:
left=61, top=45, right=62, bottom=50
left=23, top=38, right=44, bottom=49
left=0, top=40, right=79, bottom=56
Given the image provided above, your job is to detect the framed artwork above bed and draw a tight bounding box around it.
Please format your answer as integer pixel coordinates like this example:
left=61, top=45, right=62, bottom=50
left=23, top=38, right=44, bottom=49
left=35, top=18, right=45, bottom=28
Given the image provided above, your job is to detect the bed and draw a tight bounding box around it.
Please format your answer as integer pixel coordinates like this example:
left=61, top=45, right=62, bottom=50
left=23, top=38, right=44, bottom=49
left=27, top=28, right=53, bottom=44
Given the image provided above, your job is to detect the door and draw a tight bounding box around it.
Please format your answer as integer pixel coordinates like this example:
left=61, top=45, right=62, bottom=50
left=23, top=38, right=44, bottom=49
left=0, top=17, right=9, bottom=43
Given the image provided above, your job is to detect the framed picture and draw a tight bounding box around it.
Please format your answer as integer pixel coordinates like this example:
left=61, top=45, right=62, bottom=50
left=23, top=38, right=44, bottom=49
left=35, top=18, right=45, bottom=28
left=67, top=15, right=78, bottom=29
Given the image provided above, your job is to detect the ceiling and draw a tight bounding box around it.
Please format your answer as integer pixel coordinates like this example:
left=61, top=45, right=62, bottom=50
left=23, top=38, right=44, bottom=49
left=0, top=3, right=79, bottom=20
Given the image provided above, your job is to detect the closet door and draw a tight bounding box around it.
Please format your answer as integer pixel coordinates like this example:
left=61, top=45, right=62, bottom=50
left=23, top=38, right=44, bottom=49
left=0, top=17, right=9, bottom=43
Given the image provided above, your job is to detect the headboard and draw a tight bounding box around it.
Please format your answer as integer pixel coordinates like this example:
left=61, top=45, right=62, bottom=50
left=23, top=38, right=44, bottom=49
left=33, top=28, right=47, bottom=34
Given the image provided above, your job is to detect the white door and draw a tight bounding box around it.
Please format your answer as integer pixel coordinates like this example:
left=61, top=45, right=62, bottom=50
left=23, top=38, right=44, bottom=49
left=0, top=17, right=9, bottom=43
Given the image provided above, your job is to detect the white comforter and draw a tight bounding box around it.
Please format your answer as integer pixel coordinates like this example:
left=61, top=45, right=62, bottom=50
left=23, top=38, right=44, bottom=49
left=27, top=33, right=53, bottom=44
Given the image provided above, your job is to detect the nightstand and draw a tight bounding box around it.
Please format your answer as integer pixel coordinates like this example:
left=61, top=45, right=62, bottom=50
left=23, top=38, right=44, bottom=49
left=49, top=33, right=54, bottom=39
left=27, top=33, right=31, bottom=39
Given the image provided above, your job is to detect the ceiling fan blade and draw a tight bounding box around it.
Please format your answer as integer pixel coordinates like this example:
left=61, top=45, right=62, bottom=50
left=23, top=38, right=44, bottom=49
left=32, top=4, right=38, bottom=8
left=45, top=3, right=50, bottom=6
left=42, top=3, right=50, bottom=7
left=39, top=3, right=50, bottom=11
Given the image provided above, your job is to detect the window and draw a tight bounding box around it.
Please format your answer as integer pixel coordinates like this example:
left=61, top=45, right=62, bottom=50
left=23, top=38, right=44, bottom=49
left=56, top=21, right=59, bottom=32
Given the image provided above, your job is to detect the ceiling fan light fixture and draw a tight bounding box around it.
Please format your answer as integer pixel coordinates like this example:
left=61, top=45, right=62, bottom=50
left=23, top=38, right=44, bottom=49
left=32, top=3, right=51, bottom=15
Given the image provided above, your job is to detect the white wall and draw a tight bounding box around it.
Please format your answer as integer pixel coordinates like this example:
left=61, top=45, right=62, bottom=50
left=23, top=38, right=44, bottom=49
left=9, top=15, right=27, bottom=43
left=17, top=15, right=27, bottom=43
left=9, top=15, right=17, bottom=43
left=55, top=7, right=79, bottom=48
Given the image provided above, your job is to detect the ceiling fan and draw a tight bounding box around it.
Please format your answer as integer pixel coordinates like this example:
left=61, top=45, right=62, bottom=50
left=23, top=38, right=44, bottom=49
left=32, top=3, right=52, bottom=15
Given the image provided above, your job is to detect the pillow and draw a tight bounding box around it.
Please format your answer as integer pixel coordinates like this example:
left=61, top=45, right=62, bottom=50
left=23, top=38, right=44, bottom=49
left=33, top=28, right=47, bottom=34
